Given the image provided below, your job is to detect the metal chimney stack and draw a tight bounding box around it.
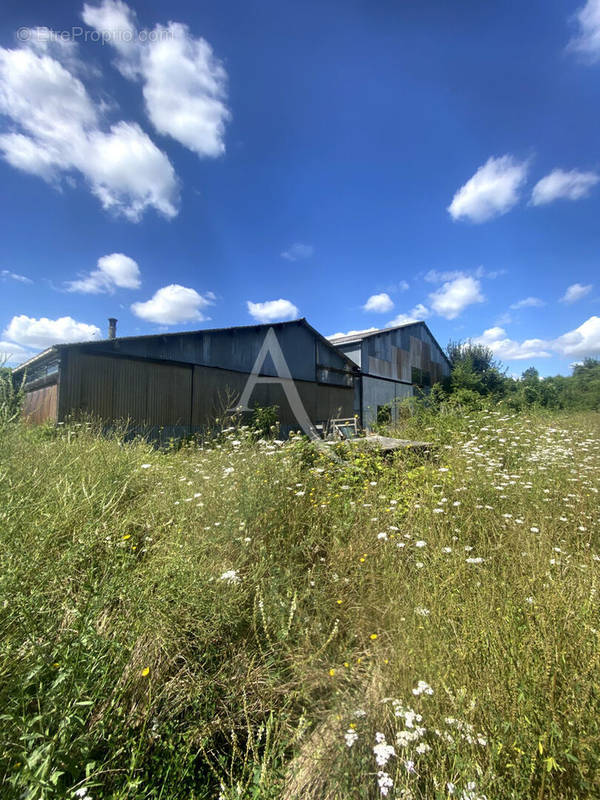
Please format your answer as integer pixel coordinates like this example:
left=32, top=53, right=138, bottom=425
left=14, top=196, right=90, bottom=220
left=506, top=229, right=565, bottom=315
left=108, top=318, right=117, bottom=340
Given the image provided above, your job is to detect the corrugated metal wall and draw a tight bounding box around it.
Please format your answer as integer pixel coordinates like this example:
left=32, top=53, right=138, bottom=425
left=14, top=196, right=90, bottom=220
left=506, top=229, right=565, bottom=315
left=191, top=365, right=352, bottom=430
left=22, top=382, right=58, bottom=424
left=362, top=324, right=449, bottom=384
left=339, top=345, right=362, bottom=367
left=61, top=353, right=193, bottom=433
left=334, top=323, right=450, bottom=429
left=361, top=376, right=413, bottom=428
left=17, top=322, right=448, bottom=435
left=58, top=351, right=354, bottom=437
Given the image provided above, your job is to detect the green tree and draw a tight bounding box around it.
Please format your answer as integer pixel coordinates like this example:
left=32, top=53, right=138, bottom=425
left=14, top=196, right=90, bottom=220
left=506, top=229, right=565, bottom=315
left=521, top=366, right=540, bottom=384
left=445, top=340, right=508, bottom=398
left=570, top=359, right=600, bottom=410
left=515, top=360, right=600, bottom=411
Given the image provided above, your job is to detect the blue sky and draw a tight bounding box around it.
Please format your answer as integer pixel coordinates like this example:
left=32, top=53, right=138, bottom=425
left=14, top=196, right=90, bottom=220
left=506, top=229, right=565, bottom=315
left=0, top=0, right=599, bottom=375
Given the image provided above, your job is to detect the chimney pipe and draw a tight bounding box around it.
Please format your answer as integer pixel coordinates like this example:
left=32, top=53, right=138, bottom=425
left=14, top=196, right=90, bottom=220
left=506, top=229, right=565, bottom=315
left=108, top=318, right=117, bottom=340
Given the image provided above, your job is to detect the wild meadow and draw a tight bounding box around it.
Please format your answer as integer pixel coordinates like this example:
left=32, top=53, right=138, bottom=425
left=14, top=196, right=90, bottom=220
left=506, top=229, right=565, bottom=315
left=0, top=407, right=599, bottom=799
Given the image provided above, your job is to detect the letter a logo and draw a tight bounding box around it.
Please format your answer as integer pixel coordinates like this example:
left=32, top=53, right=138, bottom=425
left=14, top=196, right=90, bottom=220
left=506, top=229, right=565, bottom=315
left=234, top=327, right=321, bottom=442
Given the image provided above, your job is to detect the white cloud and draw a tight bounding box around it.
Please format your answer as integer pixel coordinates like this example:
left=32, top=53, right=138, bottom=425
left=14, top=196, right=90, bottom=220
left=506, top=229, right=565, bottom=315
left=363, top=292, right=394, bottom=313
left=380, top=280, right=409, bottom=294
left=80, top=1, right=136, bottom=61
left=495, top=311, right=513, bottom=326
left=426, top=266, right=506, bottom=283
left=131, top=284, right=215, bottom=325
left=448, top=155, right=528, bottom=223
left=21, top=27, right=81, bottom=57
left=474, top=265, right=507, bottom=280
left=83, top=122, right=179, bottom=220
left=1, top=269, right=32, bottom=284
left=475, top=316, right=600, bottom=361
left=429, top=276, right=484, bottom=319
left=66, top=252, right=141, bottom=293
left=328, top=327, right=378, bottom=339
left=2, top=314, right=101, bottom=350
left=554, top=316, right=600, bottom=357
left=82, top=0, right=230, bottom=158
left=568, top=0, right=600, bottom=61
left=475, top=327, right=552, bottom=360
left=509, top=297, right=545, bottom=310
left=387, top=303, right=430, bottom=327
left=0, top=38, right=178, bottom=220
left=531, top=168, right=599, bottom=205
left=561, top=282, right=593, bottom=303
left=20, top=26, right=97, bottom=83
left=424, top=269, right=464, bottom=283
left=0, top=340, right=34, bottom=361
left=246, top=299, right=300, bottom=323
left=281, top=243, right=314, bottom=261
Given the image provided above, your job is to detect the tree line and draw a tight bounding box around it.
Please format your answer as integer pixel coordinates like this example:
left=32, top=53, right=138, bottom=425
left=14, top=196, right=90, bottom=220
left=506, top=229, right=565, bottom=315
left=434, top=341, right=600, bottom=411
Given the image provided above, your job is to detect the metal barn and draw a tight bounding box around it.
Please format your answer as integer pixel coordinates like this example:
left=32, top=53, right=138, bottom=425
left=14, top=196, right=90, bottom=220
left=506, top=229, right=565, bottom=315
left=12, top=319, right=358, bottom=438
left=331, top=322, right=451, bottom=427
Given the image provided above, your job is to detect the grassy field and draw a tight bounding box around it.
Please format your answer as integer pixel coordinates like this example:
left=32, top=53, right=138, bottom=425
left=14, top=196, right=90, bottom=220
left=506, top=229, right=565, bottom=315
left=0, top=408, right=599, bottom=799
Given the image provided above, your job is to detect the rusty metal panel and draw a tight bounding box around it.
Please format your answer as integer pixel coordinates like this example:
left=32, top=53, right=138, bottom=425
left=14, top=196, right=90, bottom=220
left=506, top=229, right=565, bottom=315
left=422, top=341, right=431, bottom=365
left=332, top=324, right=450, bottom=426
left=368, top=355, right=393, bottom=378
left=22, top=383, right=57, bottom=424
left=409, top=335, right=423, bottom=365
left=395, top=347, right=403, bottom=381
left=394, top=346, right=411, bottom=383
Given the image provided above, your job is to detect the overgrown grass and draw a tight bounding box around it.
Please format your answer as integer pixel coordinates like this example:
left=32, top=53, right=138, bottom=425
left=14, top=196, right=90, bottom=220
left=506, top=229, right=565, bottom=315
left=0, top=410, right=599, bottom=799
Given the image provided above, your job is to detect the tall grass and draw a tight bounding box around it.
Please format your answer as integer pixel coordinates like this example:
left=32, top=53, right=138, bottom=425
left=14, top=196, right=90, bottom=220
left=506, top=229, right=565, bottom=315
left=0, top=409, right=599, bottom=799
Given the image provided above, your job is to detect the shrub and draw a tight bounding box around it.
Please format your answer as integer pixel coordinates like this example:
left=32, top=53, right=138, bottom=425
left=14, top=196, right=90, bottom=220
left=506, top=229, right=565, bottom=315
left=0, top=364, right=24, bottom=428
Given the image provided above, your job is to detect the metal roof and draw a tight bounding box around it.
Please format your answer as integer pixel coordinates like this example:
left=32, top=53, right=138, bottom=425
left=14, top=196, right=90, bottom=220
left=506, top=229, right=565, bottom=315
left=327, top=321, right=424, bottom=345
left=11, top=318, right=360, bottom=374
left=328, top=320, right=451, bottom=368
